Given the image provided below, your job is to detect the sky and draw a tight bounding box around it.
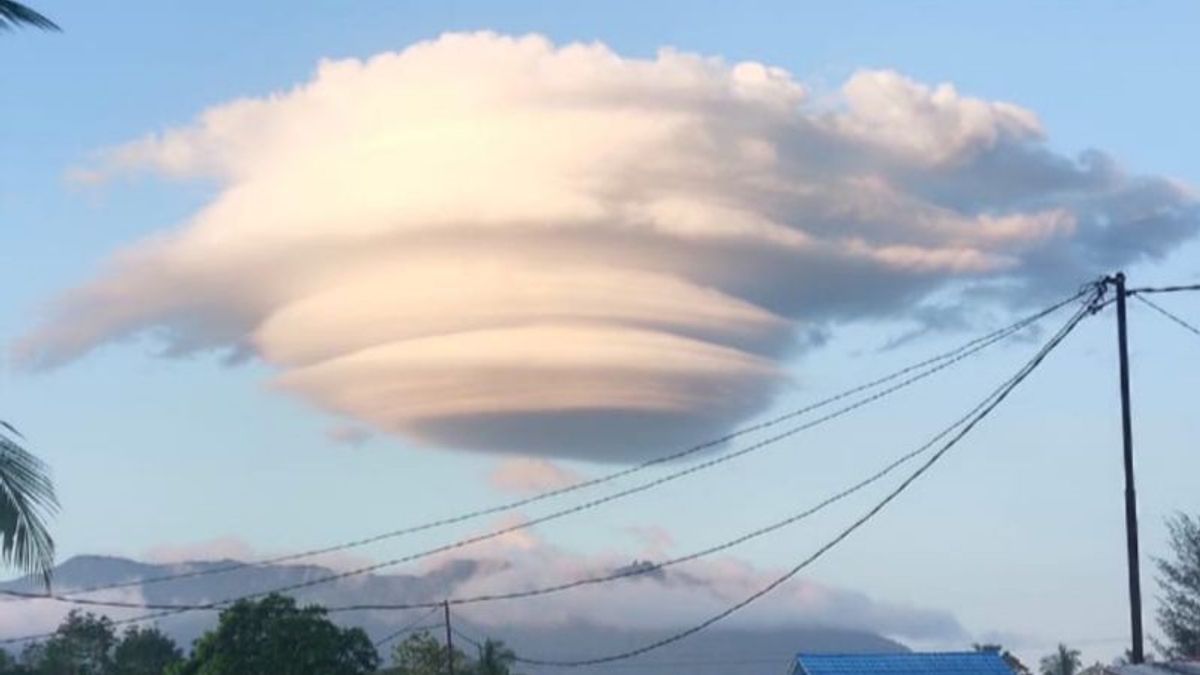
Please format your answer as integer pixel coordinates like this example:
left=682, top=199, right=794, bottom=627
left=2, top=0, right=1200, bottom=666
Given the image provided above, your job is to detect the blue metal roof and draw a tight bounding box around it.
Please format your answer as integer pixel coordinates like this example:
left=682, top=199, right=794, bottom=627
left=793, top=652, right=1014, bottom=675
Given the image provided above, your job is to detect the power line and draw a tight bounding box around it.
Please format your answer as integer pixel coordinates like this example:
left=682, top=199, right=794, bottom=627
left=498, top=294, right=1098, bottom=667
left=0, top=290, right=1094, bottom=647
left=1127, top=283, right=1200, bottom=296
left=0, top=295, right=1081, bottom=620
left=373, top=607, right=441, bottom=649
left=2, top=291, right=1084, bottom=604
left=1134, top=294, right=1200, bottom=339
left=449, top=620, right=809, bottom=671
left=19, top=369, right=993, bottom=617
left=0, top=331, right=997, bottom=612
left=0, top=379, right=985, bottom=615
left=311, top=362, right=1017, bottom=613
left=449, top=624, right=483, bottom=650
left=0, top=296, right=1068, bottom=617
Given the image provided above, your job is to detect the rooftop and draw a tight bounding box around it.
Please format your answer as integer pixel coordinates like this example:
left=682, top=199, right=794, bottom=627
left=793, top=652, right=1014, bottom=675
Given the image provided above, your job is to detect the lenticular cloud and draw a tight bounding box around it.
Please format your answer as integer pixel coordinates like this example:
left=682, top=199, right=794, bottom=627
left=19, top=32, right=1197, bottom=461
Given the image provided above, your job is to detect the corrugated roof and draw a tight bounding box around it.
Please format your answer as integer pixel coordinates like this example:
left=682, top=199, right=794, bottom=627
left=793, top=652, right=1014, bottom=675
left=1109, top=663, right=1200, bottom=675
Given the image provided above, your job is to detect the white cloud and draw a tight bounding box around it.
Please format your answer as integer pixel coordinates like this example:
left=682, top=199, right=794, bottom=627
left=142, top=535, right=372, bottom=572
left=489, top=459, right=583, bottom=495
left=17, top=32, right=1198, bottom=462
left=142, top=536, right=257, bottom=564
left=0, top=586, right=150, bottom=640
left=418, top=517, right=965, bottom=643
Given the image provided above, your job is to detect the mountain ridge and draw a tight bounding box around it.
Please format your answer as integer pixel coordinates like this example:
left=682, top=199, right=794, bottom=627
left=3, top=554, right=909, bottom=674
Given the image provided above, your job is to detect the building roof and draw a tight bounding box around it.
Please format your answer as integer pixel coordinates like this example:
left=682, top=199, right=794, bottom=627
left=793, top=652, right=1014, bottom=675
left=1108, top=663, right=1200, bottom=675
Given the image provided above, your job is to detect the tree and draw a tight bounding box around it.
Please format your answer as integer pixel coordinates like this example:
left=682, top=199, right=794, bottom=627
left=974, top=643, right=1031, bottom=675
left=112, top=626, right=184, bottom=675
left=1156, top=511, right=1200, bottom=659
left=0, top=648, right=33, bottom=675
left=26, top=611, right=117, bottom=675
left=0, top=1, right=58, bottom=30
left=170, top=594, right=378, bottom=675
left=388, top=631, right=469, bottom=675
left=472, top=639, right=518, bottom=675
left=1039, top=644, right=1082, bottom=675
left=0, top=424, right=58, bottom=586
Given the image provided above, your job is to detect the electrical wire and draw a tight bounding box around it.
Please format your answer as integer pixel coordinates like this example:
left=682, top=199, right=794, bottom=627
left=0, top=293, right=1070, bottom=617
left=1135, top=294, right=1200, bottom=339
left=1127, top=283, right=1200, bottom=296
left=0, top=287, right=1096, bottom=645
left=450, top=624, right=483, bottom=650
left=448, top=620, right=810, bottom=670
left=373, top=607, right=442, bottom=649
left=497, top=294, right=1098, bottom=667
left=318, top=362, right=1017, bottom=613
left=6, top=380, right=986, bottom=616
left=1, top=290, right=1086, bottom=604
left=2, top=292, right=1081, bottom=615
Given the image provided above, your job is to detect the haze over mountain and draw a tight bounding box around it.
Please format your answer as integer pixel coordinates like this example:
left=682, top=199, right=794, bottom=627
left=3, top=555, right=908, bottom=675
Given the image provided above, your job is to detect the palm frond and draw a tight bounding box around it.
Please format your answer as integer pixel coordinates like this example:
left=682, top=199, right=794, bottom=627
left=0, top=1, right=60, bottom=31
left=0, top=428, right=58, bottom=587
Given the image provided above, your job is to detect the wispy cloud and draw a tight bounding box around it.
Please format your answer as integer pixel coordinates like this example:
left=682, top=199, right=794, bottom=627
left=489, top=459, right=584, bottom=494
left=143, top=535, right=372, bottom=572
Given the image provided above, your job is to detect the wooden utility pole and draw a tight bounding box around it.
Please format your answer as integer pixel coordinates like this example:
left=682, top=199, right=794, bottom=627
left=444, top=600, right=455, bottom=675
left=1110, top=272, right=1145, bottom=664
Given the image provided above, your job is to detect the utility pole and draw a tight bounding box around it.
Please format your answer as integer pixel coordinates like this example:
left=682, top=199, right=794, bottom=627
left=444, top=600, right=455, bottom=675
left=1110, top=272, right=1145, bottom=664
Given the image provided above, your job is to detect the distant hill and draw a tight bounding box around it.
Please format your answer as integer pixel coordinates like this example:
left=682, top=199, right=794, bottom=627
left=2, top=555, right=907, bottom=675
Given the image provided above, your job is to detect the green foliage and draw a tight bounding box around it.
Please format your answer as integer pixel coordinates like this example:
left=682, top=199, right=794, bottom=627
left=0, top=1, right=59, bottom=31
left=1039, top=643, right=1081, bottom=675
left=5, top=601, right=532, bottom=675
left=170, top=594, right=378, bottom=675
left=387, top=631, right=468, bottom=675
left=0, top=647, right=33, bottom=674
left=11, top=611, right=182, bottom=675
left=24, top=611, right=116, bottom=675
left=0, top=424, right=58, bottom=586
left=384, top=632, right=520, bottom=675
left=1155, top=511, right=1200, bottom=659
left=471, top=639, right=518, bottom=675
left=111, top=627, right=183, bottom=675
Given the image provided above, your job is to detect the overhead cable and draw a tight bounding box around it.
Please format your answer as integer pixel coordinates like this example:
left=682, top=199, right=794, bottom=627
left=0, top=288, right=1091, bottom=643
left=0, top=291, right=1070, bottom=616
left=3, top=289, right=1087, bottom=605
left=497, top=292, right=1098, bottom=667
left=1135, top=294, right=1200, bottom=339
left=373, top=607, right=441, bottom=649
left=1127, top=283, right=1200, bottom=296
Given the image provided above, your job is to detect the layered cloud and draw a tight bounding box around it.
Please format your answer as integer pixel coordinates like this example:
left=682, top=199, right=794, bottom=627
left=19, top=32, right=1198, bottom=461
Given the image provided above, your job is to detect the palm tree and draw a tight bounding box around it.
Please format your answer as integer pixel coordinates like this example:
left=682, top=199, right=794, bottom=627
left=474, top=639, right=519, bottom=675
left=0, top=0, right=60, bottom=589
left=0, top=422, right=58, bottom=585
left=1039, top=644, right=1082, bottom=675
left=0, top=1, right=59, bottom=31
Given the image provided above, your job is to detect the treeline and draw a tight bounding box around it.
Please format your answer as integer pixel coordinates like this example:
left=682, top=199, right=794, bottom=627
left=0, top=594, right=519, bottom=675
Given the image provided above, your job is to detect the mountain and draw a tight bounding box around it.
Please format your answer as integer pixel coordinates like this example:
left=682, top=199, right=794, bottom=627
left=2, top=555, right=907, bottom=674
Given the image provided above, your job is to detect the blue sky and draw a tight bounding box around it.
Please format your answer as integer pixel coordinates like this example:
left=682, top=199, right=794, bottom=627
left=3, top=0, right=1200, bottom=664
